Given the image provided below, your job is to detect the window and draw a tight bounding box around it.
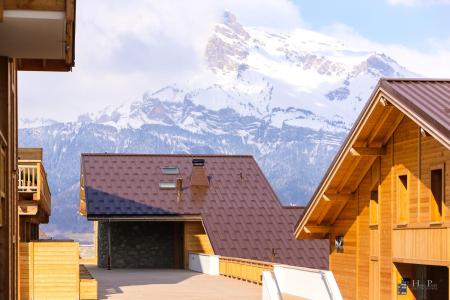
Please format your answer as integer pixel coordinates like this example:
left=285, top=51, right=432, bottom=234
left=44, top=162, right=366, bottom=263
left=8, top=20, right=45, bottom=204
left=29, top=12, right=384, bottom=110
left=397, top=174, right=408, bottom=224
left=159, top=181, right=176, bottom=189
left=430, top=168, right=444, bottom=222
left=370, top=186, right=379, bottom=225
left=161, top=167, right=179, bottom=175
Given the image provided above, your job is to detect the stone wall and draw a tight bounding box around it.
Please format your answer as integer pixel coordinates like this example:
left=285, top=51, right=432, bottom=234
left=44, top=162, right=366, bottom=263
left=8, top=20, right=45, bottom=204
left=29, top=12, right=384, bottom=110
left=98, top=221, right=178, bottom=268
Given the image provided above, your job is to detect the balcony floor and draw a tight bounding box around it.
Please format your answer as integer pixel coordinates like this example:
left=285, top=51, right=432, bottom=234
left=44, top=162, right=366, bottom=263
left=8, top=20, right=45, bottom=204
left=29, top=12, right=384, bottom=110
left=87, top=266, right=263, bottom=300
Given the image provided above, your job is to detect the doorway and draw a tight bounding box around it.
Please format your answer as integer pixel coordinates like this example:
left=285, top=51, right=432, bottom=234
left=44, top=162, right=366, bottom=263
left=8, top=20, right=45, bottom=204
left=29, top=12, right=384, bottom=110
left=395, top=263, right=448, bottom=299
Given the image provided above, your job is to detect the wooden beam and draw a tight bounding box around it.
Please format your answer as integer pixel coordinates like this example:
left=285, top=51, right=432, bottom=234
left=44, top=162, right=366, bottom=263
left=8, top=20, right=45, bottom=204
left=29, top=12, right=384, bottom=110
left=17, top=58, right=72, bottom=72
left=18, top=200, right=38, bottom=215
left=4, top=0, right=65, bottom=11
left=351, top=156, right=378, bottom=193
left=65, top=0, right=75, bottom=65
left=337, top=157, right=361, bottom=192
left=304, top=225, right=331, bottom=234
left=382, top=112, right=404, bottom=145
left=350, top=147, right=386, bottom=157
left=367, top=105, right=394, bottom=146
left=379, top=96, right=391, bottom=107
left=329, top=194, right=354, bottom=224
left=316, top=192, right=352, bottom=224
left=316, top=200, right=332, bottom=225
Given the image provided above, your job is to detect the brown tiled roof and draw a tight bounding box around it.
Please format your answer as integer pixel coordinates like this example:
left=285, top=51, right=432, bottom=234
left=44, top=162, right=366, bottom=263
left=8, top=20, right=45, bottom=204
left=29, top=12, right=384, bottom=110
left=380, top=79, right=450, bottom=148
left=81, top=154, right=328, bottom=269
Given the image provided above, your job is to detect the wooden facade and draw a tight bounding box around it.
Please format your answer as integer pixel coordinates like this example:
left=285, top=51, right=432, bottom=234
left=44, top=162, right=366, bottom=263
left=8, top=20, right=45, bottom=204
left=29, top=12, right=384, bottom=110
left=183, top=221, right=214, bottom=268
left=20, top=241, right=97, bottom=300
left=0, top=56, right=18, bottom=300
left=295, top=80, right=450, bottom=299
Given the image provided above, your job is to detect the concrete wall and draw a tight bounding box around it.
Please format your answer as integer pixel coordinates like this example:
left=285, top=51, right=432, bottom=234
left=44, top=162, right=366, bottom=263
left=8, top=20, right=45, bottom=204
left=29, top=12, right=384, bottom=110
left=188, top=252, right=219, bottom=275
left=98, top=221, right=178, bottom=268
left=261, top=271, right=282, bottom=300
left=272, top=264, right=342, bottom=300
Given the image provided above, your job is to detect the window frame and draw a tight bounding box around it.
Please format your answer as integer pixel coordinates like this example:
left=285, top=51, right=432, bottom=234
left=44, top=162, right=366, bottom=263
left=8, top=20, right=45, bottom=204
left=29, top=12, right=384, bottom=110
left=369, top=182, right=379, bottom=226
left=161, top=167, right=180, bottom=175
left=396, top=170, right=410, bottom=225
left=159, top=181, right=177, bottom=190
left=429, top=163, right=445, bottom=223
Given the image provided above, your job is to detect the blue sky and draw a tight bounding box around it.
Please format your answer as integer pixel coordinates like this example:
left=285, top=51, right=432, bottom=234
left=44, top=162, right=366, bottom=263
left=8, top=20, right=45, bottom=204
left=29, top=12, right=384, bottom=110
left=20, top=0, right=450, bottom=121
left=293, top=0, right=450, bottom=50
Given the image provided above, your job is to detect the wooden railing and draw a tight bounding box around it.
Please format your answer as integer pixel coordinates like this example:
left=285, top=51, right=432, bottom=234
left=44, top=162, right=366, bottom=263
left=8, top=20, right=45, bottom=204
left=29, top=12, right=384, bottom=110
left=18, top=160, right=51, bottom=215
left=18, top=164, right=38, bottom=193
left=219, top=256, right=273, bottom=284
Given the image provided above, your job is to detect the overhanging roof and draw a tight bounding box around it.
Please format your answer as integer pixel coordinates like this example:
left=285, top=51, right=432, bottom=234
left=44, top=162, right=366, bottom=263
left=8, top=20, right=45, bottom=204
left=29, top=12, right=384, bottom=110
left=295, top=78, right=450, bottom=239
left=0, top=0, right=76, bottom=71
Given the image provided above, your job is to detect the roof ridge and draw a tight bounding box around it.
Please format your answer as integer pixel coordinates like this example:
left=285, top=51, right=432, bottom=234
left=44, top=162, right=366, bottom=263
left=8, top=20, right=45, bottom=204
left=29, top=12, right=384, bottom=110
left=81, top=153, right=254, bottom=158
left=381, top=77, right=450, bottom=82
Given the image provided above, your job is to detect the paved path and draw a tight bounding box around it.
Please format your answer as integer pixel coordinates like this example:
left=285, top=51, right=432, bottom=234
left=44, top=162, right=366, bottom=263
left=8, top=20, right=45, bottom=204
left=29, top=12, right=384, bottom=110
left=87, top=267, right=262, bottom=300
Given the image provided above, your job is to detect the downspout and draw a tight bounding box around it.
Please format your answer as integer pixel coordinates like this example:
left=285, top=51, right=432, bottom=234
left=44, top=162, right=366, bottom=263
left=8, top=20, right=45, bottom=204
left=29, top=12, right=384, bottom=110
left=107, top=219, right=112, bottom=270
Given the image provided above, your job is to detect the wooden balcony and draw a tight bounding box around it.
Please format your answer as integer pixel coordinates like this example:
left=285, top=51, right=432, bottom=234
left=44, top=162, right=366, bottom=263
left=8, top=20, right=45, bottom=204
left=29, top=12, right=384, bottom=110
left=18, top=148, right=51, bottom=218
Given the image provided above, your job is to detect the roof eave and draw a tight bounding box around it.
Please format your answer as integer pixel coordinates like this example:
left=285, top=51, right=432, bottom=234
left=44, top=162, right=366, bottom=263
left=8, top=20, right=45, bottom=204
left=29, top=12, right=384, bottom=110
left=1, top=0, right=76, bottom=71
left=379, top=82, right=450, bottom=150
left=295, top=78, right=450, bottom=239
left=294, top=84, right=384, bottom=239
left=86, top=214, right=203, bottom=221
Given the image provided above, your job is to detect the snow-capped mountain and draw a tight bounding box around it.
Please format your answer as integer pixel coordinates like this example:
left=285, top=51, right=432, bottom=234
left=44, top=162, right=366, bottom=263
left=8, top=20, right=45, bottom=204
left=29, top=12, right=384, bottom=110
left=19, top=117, right=59, bottom=129
left=19, top=12, right=417, bottom=236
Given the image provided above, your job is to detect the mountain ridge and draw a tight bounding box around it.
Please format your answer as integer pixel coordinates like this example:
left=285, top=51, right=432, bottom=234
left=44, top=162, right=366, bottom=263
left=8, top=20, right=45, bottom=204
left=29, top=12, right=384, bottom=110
left=19, top=11, right=417, bottom=238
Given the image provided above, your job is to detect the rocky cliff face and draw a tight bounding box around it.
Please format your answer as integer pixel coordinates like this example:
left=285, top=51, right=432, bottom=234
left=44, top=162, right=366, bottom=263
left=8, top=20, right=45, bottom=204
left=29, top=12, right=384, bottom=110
left=19, top=12, right=417, bottom=237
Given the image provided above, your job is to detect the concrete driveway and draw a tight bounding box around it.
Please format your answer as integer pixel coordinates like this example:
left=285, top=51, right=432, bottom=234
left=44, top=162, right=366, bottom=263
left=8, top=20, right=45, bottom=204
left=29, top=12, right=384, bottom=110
left=87, top=267, right=262, bottom=300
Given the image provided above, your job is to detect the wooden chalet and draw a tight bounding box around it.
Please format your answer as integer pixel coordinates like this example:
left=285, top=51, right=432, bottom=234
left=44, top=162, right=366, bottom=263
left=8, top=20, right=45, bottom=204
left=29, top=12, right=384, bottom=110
left=0, top=1, right=76, bottom=299
left=294, top=79, right=450, bottom=299
left=80, top=154, right=328, bottom=271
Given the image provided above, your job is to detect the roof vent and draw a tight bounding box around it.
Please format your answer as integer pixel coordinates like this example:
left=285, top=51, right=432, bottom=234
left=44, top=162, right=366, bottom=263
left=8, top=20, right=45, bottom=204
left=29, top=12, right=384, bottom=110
left=190, top=159, right=209, bottom=187
left=192, top=159, right=205, bottom=167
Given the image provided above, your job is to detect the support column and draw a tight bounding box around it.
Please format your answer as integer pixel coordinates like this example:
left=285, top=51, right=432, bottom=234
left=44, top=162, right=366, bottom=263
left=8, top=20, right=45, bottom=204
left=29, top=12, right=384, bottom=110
left=107, top=221, right=112, bottom=270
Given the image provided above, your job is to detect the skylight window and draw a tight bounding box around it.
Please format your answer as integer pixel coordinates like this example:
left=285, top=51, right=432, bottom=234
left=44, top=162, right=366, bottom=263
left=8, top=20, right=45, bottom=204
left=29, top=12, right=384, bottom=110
left=159, top=181, right=176, bottom=189
left=161, top=167, right=179, bottom=175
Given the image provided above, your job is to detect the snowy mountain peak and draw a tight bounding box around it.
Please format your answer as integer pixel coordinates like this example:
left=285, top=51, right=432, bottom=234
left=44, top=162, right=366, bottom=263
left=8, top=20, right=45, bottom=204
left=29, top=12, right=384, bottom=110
left=206, top=11, right=250, bottom=73
left=75, top=11, right=417, bottom=134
